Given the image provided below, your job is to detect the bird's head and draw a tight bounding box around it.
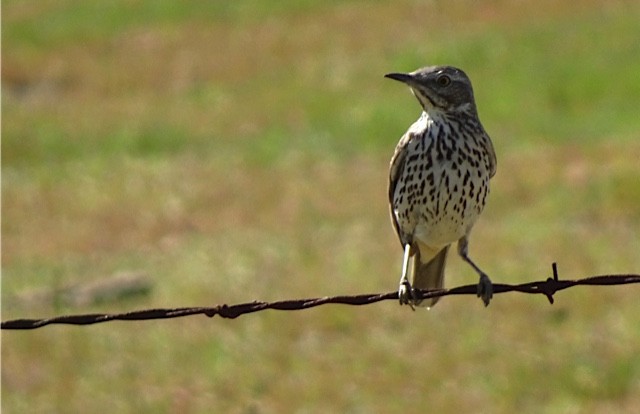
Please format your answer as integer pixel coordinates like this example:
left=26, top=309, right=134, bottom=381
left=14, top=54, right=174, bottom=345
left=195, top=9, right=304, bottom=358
left=385, top=66, right=476, bottom=114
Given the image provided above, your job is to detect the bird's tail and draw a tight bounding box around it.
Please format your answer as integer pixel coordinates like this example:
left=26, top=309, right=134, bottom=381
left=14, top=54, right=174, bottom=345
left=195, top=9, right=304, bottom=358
left=411, top=245, right=450, bottom=308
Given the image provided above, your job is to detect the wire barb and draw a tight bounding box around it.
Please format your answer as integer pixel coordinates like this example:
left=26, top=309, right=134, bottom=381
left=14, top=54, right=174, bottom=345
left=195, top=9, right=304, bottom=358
left=2, top=263, right=639, bottom=330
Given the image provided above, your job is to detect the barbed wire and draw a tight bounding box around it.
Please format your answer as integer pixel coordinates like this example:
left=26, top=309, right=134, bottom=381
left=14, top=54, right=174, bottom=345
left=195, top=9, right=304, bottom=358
left=3, top=263, right=639, bottom=330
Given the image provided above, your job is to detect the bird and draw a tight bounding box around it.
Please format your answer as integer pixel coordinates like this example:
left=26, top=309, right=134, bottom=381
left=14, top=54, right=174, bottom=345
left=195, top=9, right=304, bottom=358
left=385, top=65, right=497, bottom=308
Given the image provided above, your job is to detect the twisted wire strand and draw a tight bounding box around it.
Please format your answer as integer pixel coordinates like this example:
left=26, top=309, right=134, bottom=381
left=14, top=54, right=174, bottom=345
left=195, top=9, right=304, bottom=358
left=3, top=264, right=639, bottom=330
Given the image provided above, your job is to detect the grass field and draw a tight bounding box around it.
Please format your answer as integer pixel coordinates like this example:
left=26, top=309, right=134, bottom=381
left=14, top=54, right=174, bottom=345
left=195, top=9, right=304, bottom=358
left=3, top=0, right=640, bottom=412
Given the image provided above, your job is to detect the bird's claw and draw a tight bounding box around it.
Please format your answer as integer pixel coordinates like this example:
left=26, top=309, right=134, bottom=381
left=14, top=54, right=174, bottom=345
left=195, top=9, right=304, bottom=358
left=398, top=280, right=416, bottom=310
left=477, top=273, right=493, bottom=307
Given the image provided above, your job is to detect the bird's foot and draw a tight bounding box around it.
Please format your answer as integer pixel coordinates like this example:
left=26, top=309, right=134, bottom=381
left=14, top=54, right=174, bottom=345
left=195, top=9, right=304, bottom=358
left=477, top=273, right=493, bottom=307
left=398, top=279, right=416, bottom=310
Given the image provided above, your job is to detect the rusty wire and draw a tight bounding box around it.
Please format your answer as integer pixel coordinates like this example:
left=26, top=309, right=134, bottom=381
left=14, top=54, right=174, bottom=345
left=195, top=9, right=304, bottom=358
left=3, top=263, right=639, bottom=330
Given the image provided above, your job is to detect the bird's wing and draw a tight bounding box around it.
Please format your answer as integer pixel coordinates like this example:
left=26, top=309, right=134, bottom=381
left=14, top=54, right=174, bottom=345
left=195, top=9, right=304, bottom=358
left=484, top=132, right=497, bottom=178
left=388, top=131, right=412, bottom=246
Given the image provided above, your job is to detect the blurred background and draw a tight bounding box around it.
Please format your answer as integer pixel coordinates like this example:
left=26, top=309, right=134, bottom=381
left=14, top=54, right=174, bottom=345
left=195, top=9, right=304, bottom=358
left=2, top=0, right=640, bottom=412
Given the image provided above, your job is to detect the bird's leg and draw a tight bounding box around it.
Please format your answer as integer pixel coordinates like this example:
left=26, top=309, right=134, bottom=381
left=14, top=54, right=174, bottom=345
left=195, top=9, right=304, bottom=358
left=398, top=243, right=416, bottom=309
left=457, top=236, right=493, bottom=306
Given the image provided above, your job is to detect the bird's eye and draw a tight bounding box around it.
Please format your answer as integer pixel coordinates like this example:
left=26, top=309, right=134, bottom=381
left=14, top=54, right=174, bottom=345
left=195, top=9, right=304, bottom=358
left=436, top=75, right=451, bottom=87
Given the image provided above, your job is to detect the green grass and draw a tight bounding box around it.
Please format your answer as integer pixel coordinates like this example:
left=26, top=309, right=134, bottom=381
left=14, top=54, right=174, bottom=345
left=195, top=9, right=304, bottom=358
left=3, top=0, right=640, bottom=413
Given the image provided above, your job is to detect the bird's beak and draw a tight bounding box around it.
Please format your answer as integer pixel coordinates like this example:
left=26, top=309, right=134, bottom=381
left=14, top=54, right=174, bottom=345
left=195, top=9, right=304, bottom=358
left=384, top=72, right=415, bottom=84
